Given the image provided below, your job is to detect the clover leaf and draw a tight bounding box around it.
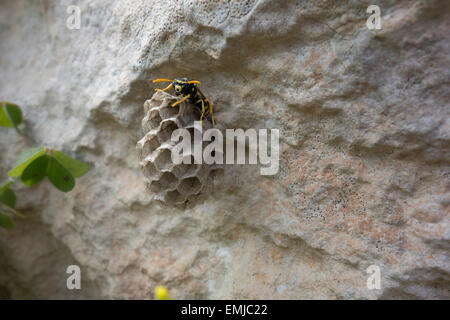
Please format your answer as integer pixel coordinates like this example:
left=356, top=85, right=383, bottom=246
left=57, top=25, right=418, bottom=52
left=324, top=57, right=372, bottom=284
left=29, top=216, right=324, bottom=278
left=8, top=147, right=89, bottom=193
left=0, top=187, right=16, bottom=230
left=0, top=102, right=23, bottom=130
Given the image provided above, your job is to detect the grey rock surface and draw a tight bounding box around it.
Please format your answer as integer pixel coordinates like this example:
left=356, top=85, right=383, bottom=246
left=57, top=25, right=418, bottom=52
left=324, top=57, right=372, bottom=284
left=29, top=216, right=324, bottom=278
left=0, top=0, right=448, bottom=299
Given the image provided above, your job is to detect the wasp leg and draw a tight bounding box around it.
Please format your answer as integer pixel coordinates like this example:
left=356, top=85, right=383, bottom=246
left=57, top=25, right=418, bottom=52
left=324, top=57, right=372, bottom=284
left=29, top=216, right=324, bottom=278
left=155, top=83, right=173, bottom=92
left=186, top=80, right=201, bottom=84
left=172, top=94, right=190, bottom=107
left=199, top=99, right=206, bottom=127
left=207, top=99, right=215, bottom=127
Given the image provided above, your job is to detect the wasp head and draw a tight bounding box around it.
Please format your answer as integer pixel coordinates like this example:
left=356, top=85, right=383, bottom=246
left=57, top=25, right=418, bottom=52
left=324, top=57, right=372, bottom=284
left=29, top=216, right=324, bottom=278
left=173, top=78, right=198, bottom=96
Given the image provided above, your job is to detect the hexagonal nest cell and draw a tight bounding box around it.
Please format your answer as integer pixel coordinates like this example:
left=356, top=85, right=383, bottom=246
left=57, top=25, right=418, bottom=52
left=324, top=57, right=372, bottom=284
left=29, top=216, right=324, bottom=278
left=136, top=90, right=220, bottom=206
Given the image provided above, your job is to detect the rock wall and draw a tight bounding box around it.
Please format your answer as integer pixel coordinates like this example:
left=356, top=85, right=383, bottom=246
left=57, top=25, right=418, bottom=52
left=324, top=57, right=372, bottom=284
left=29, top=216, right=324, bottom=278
left=0, top=0, right=448, bottom=299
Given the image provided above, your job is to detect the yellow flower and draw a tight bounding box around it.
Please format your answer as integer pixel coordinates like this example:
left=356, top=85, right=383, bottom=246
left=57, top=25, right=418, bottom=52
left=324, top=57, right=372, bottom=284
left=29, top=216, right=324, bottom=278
left=154, top=285, right=170, bottom=300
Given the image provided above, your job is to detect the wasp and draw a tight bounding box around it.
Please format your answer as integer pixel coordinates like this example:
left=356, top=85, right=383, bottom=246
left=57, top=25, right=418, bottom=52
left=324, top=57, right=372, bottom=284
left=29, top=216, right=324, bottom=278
left=153, top=78, right=215, bottom=127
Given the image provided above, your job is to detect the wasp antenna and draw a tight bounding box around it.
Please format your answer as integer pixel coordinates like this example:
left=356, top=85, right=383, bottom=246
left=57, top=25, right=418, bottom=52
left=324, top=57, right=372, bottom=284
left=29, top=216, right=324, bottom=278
left=187, top=80, right=201, bottom=84
left=153, top=79, right=173, bottom=83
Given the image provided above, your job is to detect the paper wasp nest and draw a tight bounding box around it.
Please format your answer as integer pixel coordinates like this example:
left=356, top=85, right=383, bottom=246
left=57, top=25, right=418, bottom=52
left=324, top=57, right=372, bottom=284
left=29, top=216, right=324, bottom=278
left=136, top=90, right=219, bottom=205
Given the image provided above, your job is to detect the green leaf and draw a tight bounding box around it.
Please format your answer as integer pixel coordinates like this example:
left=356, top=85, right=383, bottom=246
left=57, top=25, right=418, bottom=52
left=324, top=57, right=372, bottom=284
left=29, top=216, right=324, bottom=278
left=0, top=102, right=23, bottom=128
left=0, top=189, right=16, bottom=208
left=16, top=147, right=45, bottom=165
left=0, top=212, right=14, bottom=230
left=52, top=150, right=90, bottom=178
left=21, top=155, right=49, bottom=186
left=47, top=157, right=75, bottom=192
left=0, top=180, right=14, bottom=194
left=8, top=147, right=45, bottom=178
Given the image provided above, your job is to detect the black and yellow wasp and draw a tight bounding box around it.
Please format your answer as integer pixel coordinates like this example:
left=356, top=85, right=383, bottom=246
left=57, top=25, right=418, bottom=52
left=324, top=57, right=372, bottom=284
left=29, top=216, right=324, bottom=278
left=153, top=78, right=215, bottom=127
